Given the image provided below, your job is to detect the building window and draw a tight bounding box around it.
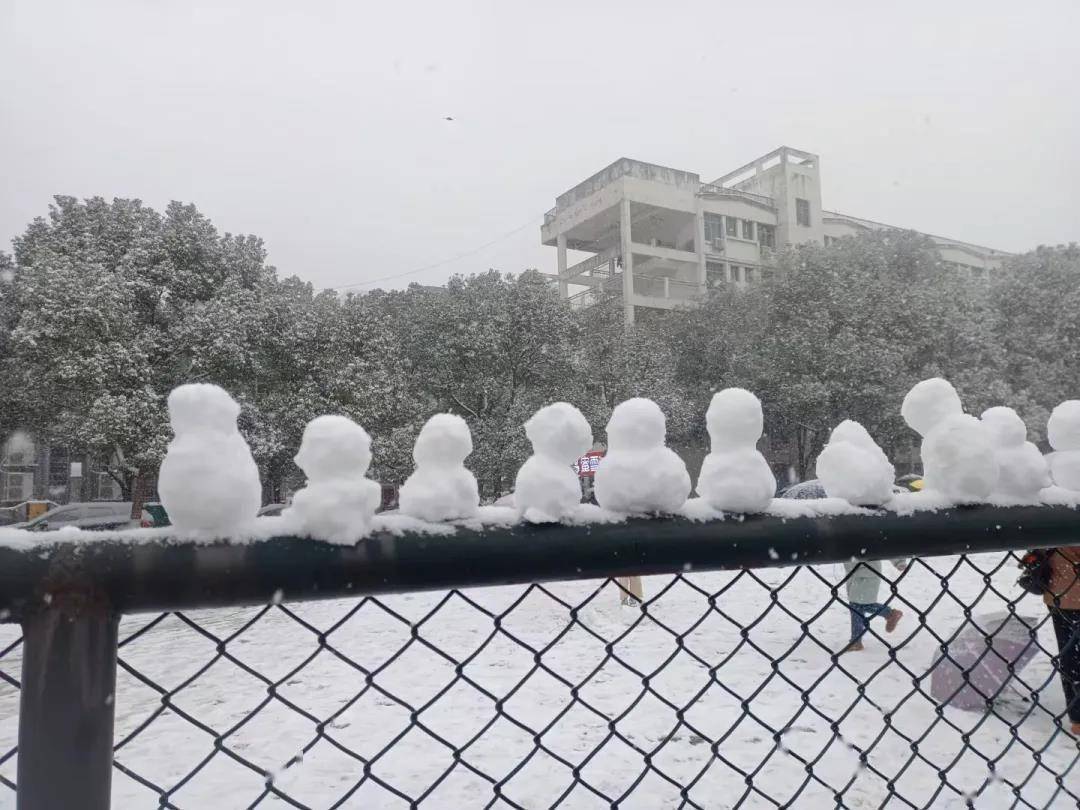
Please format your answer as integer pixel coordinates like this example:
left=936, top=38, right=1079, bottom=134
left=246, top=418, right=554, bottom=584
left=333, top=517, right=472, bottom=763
left=704, top=213, right=724, bottom=244
left=744, top=267, right=755, bottom=283
left=741, top=219, right=754, bottom=240
left=1, top=472, right=33, bottom=502
left=96, top=472, right=123, bottom=501
left=706, top=261, right=726, bottom=287
left=796, top=198, right=811, bottom=227
left=758, top=224, right=775, bottom=249
left=725, top=216, right=738, bottom=237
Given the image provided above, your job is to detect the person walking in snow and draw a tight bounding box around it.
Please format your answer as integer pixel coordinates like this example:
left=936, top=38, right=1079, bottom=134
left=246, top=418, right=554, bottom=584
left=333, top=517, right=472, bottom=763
left=841, top=558, right=907, bottom=653
left=1044, top=546, right=1080, bottom=736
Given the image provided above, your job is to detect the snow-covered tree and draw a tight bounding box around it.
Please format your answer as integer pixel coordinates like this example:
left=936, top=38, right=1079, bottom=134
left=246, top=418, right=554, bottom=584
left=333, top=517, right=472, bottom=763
left=989, top=244, right=1080, bottom=443
left=5, top=196, right=277, bottom=508
left=578, top=300, right=701, bottom=450
left=380, top=270, right=586, bottom=495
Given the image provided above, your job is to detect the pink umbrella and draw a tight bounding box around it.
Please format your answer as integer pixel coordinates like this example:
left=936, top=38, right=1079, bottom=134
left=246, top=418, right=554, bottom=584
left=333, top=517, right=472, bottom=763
left=928, top=611, right=1042, bottom=711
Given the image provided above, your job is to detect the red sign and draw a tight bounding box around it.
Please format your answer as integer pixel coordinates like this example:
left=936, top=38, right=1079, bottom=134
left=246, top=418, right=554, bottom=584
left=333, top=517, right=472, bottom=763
left=573, top=450, right=604, bottom=477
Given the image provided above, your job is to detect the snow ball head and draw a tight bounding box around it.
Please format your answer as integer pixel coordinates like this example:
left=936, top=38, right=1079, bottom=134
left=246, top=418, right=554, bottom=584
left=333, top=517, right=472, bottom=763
left=168, top=383, right=242, bottom=436
left=901, top=378, right=963, bottom=437
left=706, top=388, right=763, bottom=447
left=524, top=402, right=592, bottom=463
left=606, top=398, right=666, bottom=450
left=980, top=407, right=1027, bottom=447
left=828, top=419, right=876, bottom=450
left=413, top=413, right=473, bottom=466
left=295, top=415, right=372, bottom=482
left=816, top=440, right=893, bottom=506
left=1047, top=400, right=1080, bottom=451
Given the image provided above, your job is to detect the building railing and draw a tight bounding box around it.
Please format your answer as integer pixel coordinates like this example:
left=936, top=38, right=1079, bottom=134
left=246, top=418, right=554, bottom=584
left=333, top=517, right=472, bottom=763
left=632, top=274, right=703, bottom=301
left=696, top=184, right=777, bottom=210
left=562, top=248, right=617, bottom=280
left=1, top=506, right=1079, bottom=808
left=566, top=284, right=619, bottom=311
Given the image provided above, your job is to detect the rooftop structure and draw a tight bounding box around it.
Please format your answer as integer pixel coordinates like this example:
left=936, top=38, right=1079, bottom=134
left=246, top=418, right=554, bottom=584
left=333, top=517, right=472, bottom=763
left=541, top=147, right=1007, bottom=323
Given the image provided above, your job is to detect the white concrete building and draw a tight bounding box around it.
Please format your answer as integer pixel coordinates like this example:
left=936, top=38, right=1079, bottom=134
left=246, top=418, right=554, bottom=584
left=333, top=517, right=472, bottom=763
left=541, top=146, right=1007, bottom=323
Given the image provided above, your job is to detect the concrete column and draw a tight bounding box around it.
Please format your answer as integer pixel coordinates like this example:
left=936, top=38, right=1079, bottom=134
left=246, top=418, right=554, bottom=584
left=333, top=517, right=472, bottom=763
left=663, top=277, right=670, bottom=299
left=619, top=197, right=634, bottom=325
left=19, top=600, right=120, bottom=810
left=556, top=233, right=568, bottom=299
left=694, top=202, right=706, bottom=292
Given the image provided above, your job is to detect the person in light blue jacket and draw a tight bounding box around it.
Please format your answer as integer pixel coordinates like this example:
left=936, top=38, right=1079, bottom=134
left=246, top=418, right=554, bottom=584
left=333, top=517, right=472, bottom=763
left=842, top=558, right=907, bottom=652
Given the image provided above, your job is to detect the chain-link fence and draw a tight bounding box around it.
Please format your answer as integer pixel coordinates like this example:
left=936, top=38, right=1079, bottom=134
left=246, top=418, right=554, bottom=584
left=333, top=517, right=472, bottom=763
left=1, top=508, right=1079, bottom=808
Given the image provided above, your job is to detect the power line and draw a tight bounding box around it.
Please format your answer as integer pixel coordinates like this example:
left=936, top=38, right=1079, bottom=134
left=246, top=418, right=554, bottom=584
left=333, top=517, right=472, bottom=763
left=332, top=214, right=544, bottom=291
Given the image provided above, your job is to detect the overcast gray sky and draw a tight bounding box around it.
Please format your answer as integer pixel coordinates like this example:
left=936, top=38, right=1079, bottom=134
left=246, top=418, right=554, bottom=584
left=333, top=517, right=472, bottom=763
left=3, top=0, right=1078, bottom=291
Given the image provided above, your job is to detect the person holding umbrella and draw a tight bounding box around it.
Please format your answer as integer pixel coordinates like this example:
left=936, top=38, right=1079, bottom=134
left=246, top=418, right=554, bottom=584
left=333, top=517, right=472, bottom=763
left=1044, top=546, right=1080, bottom=736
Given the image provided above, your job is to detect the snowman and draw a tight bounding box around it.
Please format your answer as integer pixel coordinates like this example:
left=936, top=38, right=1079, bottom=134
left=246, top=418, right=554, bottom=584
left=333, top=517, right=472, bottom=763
left=696, top=388, right=775, bottom=513
left=514, top=402, right=593, bottom=522
left=1047, top=400, right=1080, bottom=491
left=901, top=378, right=998, bottom=502
left=158, top=383, right=262, bottom=532
left=815, top=419, right=895, bottom=506
left=980, top=406, right=1050, bottom=503
left=595, top=398, right=690, bottom=514
left=285, top=415, right=381, bottom=543
left=399, top=413, right=479, bottom=521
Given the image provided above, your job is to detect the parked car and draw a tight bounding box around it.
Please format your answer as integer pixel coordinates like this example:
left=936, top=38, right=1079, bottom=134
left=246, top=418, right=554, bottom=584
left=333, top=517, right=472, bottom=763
left=0, top=500, right=59, bottom=526
left=13, top=502, right=151, bottom=532
left=257, top=503, right=287, bottom=517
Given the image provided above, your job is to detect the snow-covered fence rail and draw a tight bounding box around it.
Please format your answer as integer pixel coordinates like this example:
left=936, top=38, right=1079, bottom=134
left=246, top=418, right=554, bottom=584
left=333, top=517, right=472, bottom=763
left=1, top=505, right=1079, bottom=808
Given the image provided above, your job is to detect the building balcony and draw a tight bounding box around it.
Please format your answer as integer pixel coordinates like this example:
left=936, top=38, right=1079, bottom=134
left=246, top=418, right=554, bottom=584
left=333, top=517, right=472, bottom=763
left=565, top=273, right=704, bottom=312
left=627, top=275, right=703, bottom=310
left=631, top=241, right=697, bottom=262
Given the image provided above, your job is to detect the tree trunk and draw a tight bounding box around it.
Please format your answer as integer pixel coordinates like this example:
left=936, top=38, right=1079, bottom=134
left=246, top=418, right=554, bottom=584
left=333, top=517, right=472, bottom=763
left=129, top=469, right=156, bottom=520
left=78, top=453, right=92, bottom=502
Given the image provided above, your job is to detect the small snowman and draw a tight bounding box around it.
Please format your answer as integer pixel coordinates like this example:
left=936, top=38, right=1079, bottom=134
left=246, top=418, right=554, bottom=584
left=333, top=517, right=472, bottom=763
left=285, top=415, right=381, bottom=543
left=399, top=413, right=479, bottom=521
left=696, top=388, right=775, bottom=513
left=1047, top=400, right=1080, bottom=491
left=158, top=383, right=262, bottom=532
left=514, top=402, right=593, bottom=523
left=980, top=406, right=1050, bottom=503
left=595, top=398, right=690, bottom=514
left=815, top=419, right=895, bottom=506
left=901, top=378, right=998, bottom=503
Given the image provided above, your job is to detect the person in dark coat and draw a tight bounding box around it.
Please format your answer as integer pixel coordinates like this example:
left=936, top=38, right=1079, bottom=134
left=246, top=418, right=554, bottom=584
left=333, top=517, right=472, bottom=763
left=1044, top=546, right=1080, bottom=736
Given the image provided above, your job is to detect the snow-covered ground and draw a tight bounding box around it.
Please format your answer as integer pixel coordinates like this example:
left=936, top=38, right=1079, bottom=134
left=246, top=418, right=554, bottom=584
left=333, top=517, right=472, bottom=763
left=1, top=551, right=1078, bottom=809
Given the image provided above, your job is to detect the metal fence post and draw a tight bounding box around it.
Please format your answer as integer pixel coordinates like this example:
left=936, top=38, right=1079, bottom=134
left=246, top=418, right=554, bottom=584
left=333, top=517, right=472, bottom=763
left=17, top=596, right=119, bottom=810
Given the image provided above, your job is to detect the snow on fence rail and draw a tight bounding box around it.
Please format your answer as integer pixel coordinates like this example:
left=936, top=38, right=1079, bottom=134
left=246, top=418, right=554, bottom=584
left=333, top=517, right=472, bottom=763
left=1, top=506, right=1079, bottom=809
